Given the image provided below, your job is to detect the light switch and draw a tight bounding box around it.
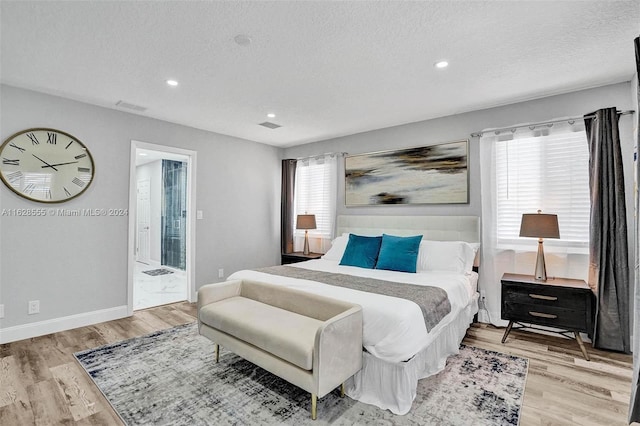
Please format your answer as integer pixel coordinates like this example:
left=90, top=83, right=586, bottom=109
left=197, top=210, right=203, bottom=220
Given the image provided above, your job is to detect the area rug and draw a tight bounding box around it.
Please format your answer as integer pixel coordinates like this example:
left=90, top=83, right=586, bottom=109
left=74, top=323, right=528, bottom=425
left=142, top=268, right=174, bottom=276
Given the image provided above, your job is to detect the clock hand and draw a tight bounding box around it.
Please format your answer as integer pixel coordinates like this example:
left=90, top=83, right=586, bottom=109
left=32, top=154, right=58, bottom=171
left=41, top=161, right=79, bottom=168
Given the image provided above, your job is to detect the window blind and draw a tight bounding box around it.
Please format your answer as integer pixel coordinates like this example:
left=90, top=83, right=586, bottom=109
left=294, top=157, right=335, bottom=238
left=495, top=128, right=590, bottom=249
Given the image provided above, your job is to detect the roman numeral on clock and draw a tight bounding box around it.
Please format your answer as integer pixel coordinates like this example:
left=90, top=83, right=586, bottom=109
left=78, top=167, right=91, bottom=173
left=47, top=132, right=57, bottom=144
left=64, top=187, right=72, bottom=197
left=9, top=143, right=25, bottom=153
left=72, top=177, right=85, bottom=187
left=24, top=183, right=35, bottom=194
left=74, top=153, right=87, bottom=160
left=2, top=158, right=19, bottom=165
left=65, top=140, right=74, bottom=149
left=26, top=133, right=40, bottom=145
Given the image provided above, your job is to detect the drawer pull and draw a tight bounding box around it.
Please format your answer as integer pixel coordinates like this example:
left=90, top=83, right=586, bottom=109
left=529, top=293, right=558, bottom=301
left=529, top=311, right=558, bottom=319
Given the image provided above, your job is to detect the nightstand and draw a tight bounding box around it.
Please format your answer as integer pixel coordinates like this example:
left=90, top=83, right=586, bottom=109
left=281, top=252, right=322, bottom=265
left=501, top=273, right=595, bottom=360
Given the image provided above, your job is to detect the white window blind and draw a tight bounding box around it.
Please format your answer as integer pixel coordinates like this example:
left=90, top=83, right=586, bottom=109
left=294, top=155, right=337, bottom=239
left=494, top=125, right=590, bottom=250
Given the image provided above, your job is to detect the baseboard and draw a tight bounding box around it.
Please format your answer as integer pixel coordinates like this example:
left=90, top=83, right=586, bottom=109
left=0, top=305, right=129, bottom=344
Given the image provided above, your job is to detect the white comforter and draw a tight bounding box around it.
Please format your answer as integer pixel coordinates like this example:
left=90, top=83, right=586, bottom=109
left=228, top=259, right=476, bottom=363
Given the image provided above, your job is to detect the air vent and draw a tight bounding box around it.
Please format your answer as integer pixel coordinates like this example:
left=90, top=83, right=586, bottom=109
left=259, top=121, right=282, bottom=129
left=116, top=100, right=147, bottom=112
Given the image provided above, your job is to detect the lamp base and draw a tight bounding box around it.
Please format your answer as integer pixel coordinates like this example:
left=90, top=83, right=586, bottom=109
left=303, top=230, right=310, bottom=255
left=534, top=239, right=547, bottom=281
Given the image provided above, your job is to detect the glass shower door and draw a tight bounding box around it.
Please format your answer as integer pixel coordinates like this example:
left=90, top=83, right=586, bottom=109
left=161, top=159, right=187, bottom=270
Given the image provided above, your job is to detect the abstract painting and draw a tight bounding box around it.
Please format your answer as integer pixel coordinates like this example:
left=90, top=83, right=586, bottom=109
left=345, top=140, right=468, bottom=205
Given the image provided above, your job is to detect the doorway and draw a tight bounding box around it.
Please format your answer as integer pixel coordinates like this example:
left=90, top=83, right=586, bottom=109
left=127, top=141, right=197, bottom=314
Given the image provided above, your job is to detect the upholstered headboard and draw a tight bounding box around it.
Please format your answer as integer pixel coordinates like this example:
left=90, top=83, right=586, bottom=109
left=336, top=215, right=480, bottom=243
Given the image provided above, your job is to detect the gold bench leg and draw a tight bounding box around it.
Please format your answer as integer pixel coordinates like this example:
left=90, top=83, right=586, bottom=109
left=215, top=344, right=220, bottom=363
left=311, top=394, right=317, bottom=420
left=340, top=383, right=345, bottom=398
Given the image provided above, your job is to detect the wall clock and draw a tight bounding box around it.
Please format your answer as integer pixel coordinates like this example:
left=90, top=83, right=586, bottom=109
left=0, top=128, right=95, bottom=203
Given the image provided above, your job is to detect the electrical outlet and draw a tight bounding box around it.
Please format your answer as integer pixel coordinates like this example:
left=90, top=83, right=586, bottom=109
left=479, top=290, right=486, bottom=301
left=0, top=304, right=4, bottom=319
left=218, top=268, right=224, bottom=279
left=28, top=300, right=40, bottom=315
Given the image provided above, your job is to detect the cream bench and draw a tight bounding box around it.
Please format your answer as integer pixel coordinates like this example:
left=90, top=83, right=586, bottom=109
left=197, top=279, right=363, bottom=420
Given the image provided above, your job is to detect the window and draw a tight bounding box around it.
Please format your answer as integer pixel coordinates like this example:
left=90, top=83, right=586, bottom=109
left=293, top=154, right=337, bottom=241
left=494, top=124, right=590, bottom=251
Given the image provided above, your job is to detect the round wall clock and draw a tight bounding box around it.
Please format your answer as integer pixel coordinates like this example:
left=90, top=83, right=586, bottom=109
left=0, top=128, right=95, bottom=203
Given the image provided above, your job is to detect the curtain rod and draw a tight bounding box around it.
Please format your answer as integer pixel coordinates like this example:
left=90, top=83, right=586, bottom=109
left=470, top=110, right=635, bottom=138
left=294, top=152, right=348, bottom=161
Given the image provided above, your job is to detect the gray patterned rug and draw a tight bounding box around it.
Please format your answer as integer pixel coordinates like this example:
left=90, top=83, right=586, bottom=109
left=74, top=323, right=528, bottom=425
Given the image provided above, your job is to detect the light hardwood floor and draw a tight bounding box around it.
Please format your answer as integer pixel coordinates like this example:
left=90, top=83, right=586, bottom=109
left=0, top=302, right=634, bottom=425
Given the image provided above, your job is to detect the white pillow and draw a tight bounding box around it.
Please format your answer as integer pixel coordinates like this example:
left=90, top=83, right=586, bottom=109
left=417, top=240, right=477, bottom=273
left=322, top=234, right=350, bottom=261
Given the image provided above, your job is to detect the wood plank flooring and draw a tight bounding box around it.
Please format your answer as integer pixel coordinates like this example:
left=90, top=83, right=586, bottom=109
left=0, top=302, right=634, bottom=425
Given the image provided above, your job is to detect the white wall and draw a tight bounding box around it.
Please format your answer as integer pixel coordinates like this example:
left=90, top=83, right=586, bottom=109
left=0, top=84, right=281, bottom=334
left=136, top=160, right=162, bottom=263
left=284, top=82, right=636, bottom=280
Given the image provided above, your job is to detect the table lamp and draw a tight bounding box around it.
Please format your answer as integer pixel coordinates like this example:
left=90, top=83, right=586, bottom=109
left=296, top=214, right=316, bottom=255
left=519, top=210, right=560, bottom=281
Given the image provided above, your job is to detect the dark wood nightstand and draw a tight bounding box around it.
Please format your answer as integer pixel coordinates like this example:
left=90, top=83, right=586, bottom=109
left=501, top=273, right=595, bottom=360
left=281, top=252, right=322, bottom=265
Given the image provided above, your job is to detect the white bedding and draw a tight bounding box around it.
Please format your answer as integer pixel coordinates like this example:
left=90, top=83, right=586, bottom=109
left=228, top=258, right=477, bottom=363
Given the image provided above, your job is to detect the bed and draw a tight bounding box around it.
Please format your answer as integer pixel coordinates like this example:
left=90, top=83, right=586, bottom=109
left=228, top=215, right=480, bottom=415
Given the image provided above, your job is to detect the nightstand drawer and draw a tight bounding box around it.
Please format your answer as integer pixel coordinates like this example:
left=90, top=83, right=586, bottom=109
left=502, top=283, right=588, bottom=311
left=502, top=302, right=587, bottom=331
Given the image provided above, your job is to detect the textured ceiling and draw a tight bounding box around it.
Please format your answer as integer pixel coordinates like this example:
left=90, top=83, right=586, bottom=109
left=1, top=1, right=638, bottom=147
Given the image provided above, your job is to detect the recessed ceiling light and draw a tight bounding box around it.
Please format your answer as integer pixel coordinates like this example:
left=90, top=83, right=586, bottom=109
left=267, top=113, right=276, bottom=118
left=434, top=61, right=449, bottom=69
left=166, top=79, right=179, bottom=86
left=234, top=34, right=252, bottom=46
left=139, top=153, right=148, bottom=156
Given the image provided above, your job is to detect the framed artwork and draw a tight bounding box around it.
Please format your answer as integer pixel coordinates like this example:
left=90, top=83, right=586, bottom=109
left=345, top=140, right=469, bottom=206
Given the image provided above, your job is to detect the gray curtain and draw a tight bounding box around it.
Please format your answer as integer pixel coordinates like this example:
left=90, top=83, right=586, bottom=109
left=281, top=159, right=297, bottom=254
left=585, top=107, right=630, bottom=353
left=628, top=35, right=640, bottom=424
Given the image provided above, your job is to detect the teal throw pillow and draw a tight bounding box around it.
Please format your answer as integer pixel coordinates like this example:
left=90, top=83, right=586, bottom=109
left=375, top=234, right=423, bottom=273
left=339, top=234, right=383, bottom=269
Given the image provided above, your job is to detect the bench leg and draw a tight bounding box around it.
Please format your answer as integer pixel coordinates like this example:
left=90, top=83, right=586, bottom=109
left=340, top=383, right=345, bottom=398
left=215, top=344, right=220, bottom=363
left=311, top=394, right=317, bottom=420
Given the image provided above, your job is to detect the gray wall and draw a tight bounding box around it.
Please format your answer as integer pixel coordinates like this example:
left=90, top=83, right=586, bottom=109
left=285, top=82, right=634, bottom=220
left=0, top=84, right=281, bottom=328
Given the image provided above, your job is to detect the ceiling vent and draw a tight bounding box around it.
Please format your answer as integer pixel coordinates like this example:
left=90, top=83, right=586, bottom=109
left=259, top=121, right=282, bottom=129
left=115, top=100, right=147, bottom=112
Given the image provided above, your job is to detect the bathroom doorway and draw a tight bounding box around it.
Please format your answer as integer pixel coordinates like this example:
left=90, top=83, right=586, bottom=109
left=127, top=141, right=197, bottom=314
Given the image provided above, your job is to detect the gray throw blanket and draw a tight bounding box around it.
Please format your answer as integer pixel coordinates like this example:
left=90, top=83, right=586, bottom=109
left=254, top=265, right=451, bottom=332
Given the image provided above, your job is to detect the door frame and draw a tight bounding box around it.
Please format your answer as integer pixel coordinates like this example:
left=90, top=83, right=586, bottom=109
left=127, top=140, right=197, bottom=316
left=136, top=178, right=151, bottom=264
